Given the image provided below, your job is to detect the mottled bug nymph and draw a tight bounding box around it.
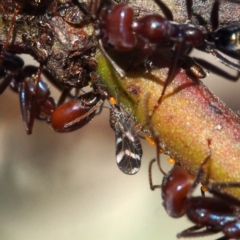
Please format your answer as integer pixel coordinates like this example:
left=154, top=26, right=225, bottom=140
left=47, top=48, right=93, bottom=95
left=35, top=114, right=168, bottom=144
left=109, top=103, right=142, bottom=175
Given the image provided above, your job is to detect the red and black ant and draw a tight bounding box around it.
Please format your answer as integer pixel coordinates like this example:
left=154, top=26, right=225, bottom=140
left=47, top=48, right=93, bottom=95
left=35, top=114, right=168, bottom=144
left=149, top=139, right=240, bottom=239
left=89, top=0, right=240, bottom=110
left=96, top=0, right=204, bottom=79
left=61, top=0, right=202, bottom=78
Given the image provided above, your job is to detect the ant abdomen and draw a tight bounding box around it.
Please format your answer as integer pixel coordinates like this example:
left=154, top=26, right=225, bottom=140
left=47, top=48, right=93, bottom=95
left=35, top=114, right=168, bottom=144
left=161, top=164, right=194, bottom=218
left=51, top=100, right=90, bottom=132
left=208, top=24, right=240, bottom=60
left=51, top=92, right=102, bottom=132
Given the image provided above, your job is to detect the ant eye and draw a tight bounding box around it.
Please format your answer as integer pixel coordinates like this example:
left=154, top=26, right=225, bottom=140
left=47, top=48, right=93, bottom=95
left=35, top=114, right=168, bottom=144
left=167, top=175, right=173, bottom=181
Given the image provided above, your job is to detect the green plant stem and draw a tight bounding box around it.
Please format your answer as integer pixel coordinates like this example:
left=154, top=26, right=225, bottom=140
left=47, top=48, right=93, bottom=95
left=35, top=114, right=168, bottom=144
left=96, top=51, right=240, bottom=198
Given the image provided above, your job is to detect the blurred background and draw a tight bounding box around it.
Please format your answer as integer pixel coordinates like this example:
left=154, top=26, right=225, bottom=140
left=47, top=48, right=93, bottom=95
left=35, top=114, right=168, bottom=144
left=0, top=50, right=239, bottom=240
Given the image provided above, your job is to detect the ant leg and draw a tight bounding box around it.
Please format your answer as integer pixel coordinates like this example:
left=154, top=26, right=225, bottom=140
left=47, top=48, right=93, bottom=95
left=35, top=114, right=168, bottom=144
left=153, top=43, right=183, bottom=113
left=207, top=182, right=240, bottom=208
left=57, top=87, right=72, bottom=106
left=31, top=65, right=44, bottom=124
left=187, top=139, right=212, bottom=198
left=94, top=99, right=105, bottom=115
left=0, top=74, right=13, bottom=94
left=177, top=225, right=220, bottom=238
left=19, top=80, right=31, bottom=134
left=210, top=0, right=240, bottom=32
left=98, top=40, right=126, bottom=77
left=210, top=0, right=220, bottom=31
left=153, top=0, right=173, bottom=20
left=0, top=54, right=25, bottom=94
left=181, top=55, right=207, bottom=79
left=185, top=0, right=193, bottom=20
left=192, top=56, right=240, bottom=82
left=19, top=65, right=43, bottom=134
left=208, top=48, right=240, bottom=72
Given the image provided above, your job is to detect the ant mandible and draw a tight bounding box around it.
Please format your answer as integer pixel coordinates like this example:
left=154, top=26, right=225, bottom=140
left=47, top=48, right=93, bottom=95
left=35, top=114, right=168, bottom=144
left=149, top=139, right=240, bottom=239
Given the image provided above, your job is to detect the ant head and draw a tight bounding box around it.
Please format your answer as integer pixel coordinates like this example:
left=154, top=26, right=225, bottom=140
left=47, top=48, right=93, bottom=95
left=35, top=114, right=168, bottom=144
left=161, top=139, right=212, bottom=218
left=161, top=163, right=194, bottom=218
left=98, top=3, right=136, bottom=52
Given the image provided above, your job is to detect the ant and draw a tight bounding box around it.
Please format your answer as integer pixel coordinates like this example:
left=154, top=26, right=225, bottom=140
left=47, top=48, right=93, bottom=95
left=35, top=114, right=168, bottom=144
left=149, top=139, right=240, bottom=239
left=90, top=0, right=240, bottom=112
left=0, top=61, right=104, bottom=134
left=66, top=0, right=202, bottom=78
left=143, top=90, right=240, bottom=239
left=96, top=0, right=199, bottom=78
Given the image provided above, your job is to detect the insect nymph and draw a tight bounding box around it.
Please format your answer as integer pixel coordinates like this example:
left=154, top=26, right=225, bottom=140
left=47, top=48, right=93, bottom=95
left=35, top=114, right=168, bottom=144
left=109, top=103, right=142, bottom=175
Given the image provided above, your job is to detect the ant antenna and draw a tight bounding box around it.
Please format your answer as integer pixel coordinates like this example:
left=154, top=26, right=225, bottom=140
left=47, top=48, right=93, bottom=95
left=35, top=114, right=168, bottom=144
left=153, top=42, right=183, bottom=113
left=210, top=0, right=220, bottom=31
left=148, top=159, right=161, bottom=190
left=154, top=0, right=173, bottom=21
left=185, top=0, right=193, bottom=20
